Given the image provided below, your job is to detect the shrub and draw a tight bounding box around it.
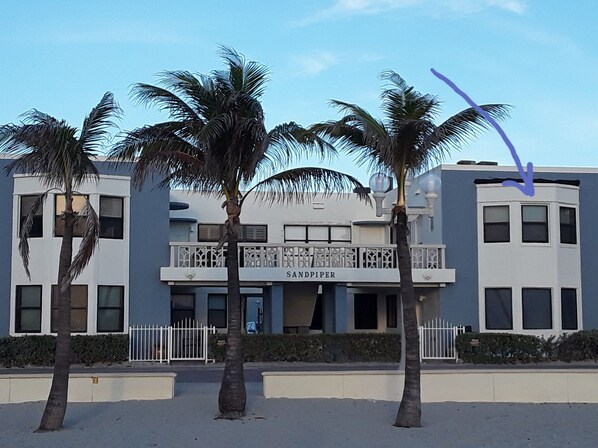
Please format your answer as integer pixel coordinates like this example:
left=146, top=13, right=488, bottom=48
left=209, top=333, right=401, bottom=363
left=556, top=330, right=598, bottom=362
left=456, top=332, right=551, bottom=364
left=0, top=335, right=128, bottom=367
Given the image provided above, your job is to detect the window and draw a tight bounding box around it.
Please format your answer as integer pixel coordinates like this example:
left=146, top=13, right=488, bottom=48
left=386, top=295, right=398, bottom=328
left=198, top=224, right=267, bottom=242
left=51, top=285, right=88, bottom=333
left=284, top=225, right=351, bottom=243
left=20, top=195, right=43, bottom=238
left=522, top=288, right=552, bottom=329
left=243, top=225, right=267, bottom=242
left=171, top=294, right=195, bottom=325
left=484, top=288, right=512, bottom=330
left=560, top=207, right=577, bottom=244
left=55, top=194, right=87, bottom=237
left=208, top=294, right=227, bottom=328
left=522, top=205, right=548, bottom=243
left=15, top=285, right=42, bottom=333
left=100, top=196, right=124, bottom=239
left=354, top=294, right=378, bottom=330
left=561, top=289, right=578, bottom=330
left=97, top=286, right=124, bottom=332
left=483, top=206, right=509, bottom=243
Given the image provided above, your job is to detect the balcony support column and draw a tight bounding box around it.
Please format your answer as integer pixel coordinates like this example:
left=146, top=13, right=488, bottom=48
left=322, top=283, right=347, bottom=333
left=263, top=283, right=284, bottom=334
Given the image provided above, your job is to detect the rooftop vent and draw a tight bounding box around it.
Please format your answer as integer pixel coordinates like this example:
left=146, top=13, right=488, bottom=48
left=477, top=161, right=498, bottom=166
left=456, top=160, right=476, bottom=165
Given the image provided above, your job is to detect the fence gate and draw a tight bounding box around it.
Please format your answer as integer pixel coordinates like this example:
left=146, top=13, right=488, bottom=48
left=129, top=320, right=216, bottom=364
left=418, top=318, right=465, bottom=362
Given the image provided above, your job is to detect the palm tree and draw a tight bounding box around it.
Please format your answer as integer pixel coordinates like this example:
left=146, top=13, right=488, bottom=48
left=312, top=71, right=509, bottom=427
left=111, top=47, right=368, bottom=418
left=0, top=93, right=121, bottom=431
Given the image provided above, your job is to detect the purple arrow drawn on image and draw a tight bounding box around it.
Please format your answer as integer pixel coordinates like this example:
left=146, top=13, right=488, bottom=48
left=430, top=68, right=534, bottom=197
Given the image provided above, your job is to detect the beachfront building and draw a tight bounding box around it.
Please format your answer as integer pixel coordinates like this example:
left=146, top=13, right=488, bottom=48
left=1, top=158, right=596, bottom=338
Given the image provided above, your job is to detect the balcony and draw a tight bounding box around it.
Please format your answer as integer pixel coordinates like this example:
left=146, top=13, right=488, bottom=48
left=161, top=243, right=455, bottom=285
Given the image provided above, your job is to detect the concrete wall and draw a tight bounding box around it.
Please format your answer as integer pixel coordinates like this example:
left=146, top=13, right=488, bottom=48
left=263, top=369, right=598, bottom=403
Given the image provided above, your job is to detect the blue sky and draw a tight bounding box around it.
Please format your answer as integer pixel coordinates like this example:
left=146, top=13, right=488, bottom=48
left=1, top=1, right=596, bottom=184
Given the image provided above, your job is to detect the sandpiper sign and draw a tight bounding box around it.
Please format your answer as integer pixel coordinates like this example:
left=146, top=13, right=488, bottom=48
left=286, top=270, right=336, bottom=279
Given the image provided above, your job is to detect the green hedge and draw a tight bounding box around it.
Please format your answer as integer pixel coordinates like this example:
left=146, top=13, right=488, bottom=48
left=556, top=330, right=598, bottom=362
left=0, top=335, right=129, bottom=367
left=209, top=333, right=401, bottom=362
left=457, top=330, right=598, bottom=364
left=456, top=332, right=553, bottom=364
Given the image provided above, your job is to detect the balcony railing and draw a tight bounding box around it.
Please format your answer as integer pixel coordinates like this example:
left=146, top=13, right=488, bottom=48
left=169, top=243, right=446, bottom=270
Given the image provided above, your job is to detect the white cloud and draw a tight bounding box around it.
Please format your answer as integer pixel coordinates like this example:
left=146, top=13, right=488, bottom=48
left=293, top=52, right=339, bottom=76
left=297, top=0, right=526, bottom=26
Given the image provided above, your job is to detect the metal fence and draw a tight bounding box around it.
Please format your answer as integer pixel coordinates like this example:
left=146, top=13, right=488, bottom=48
left=129, top=320, right=216, bottom=364
left=418, top=318, right=465, bottom=362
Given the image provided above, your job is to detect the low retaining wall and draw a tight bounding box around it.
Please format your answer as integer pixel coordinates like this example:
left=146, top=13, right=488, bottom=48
left=0, top=372, right=176, bottom=404
left=262, top=369, right=598, bottom=403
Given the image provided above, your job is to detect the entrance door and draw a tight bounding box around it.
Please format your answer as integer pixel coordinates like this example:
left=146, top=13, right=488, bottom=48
left=244, top=296, right=263, bottom=333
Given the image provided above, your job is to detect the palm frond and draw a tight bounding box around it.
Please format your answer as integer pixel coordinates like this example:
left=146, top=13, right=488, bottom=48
left=243, top=167, right=370, bottom=206
left=18, top=192, right=48, bottom=279
left=78, top=92, right=122, bottom=155
left=421, top=104, right=512, bottom=162
left=66, top=198, right=100, bottom=282
left=131, top=82, right=201, bottom=122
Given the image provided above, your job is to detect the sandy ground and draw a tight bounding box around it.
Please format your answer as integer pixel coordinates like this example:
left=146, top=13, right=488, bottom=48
left=1, top=382, right=598, bottom=448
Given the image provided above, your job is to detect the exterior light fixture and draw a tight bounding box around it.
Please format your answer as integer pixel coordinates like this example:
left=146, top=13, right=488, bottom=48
left=420, top=173, right=441, bottom=218
left=369, top=173, right=392, bottom=217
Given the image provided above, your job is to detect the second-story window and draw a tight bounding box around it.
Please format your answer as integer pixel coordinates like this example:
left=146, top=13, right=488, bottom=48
left=55, top=194, right=87, bottom=237
left=483, top=206, right=509, bottom=243
left=20, top=195, right=43, bottom=238
left=198, top=224, right=267, bottom=242
left=559, top=207, right=577, bottom=245
left=284, top=225, right=351, bottom=243
left=522, top=205, right=548, bottom=243
left=100, top=196, right=124, bottom=239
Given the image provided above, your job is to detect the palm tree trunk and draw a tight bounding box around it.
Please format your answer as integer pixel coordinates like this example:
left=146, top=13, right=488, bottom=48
left=38, top=202, right=74, bottom=431
left=218, top=201, right=246, bottom=418
left=394, top=208, right=421, bottom=428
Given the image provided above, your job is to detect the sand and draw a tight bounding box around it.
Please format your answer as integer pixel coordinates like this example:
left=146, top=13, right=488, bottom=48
left=1, top=382, right=597, bottom=448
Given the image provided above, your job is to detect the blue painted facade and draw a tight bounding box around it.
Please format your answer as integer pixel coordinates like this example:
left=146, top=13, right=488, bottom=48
left=0, top=159, right=14, bottom=336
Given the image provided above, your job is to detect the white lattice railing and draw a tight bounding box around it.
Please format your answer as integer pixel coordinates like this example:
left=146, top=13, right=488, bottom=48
left=169, top=243, right=446, bottom=270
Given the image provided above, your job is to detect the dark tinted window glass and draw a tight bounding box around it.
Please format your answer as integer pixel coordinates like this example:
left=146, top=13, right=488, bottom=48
left=522, top=288, right=552, bottom=329
left=20, top=195, right=43, bottom=238
left=485, top=288, right=512, bottom=330
left=560, top=207, right=577, bottom=244
left=522, top=205, right=548, bottom=243
left=208, top=294, right=227, bottom=328
left=484, top=206, right=509, bottom=243
left=15, top=286, right=42, bottom=333
left=386, top=295, right=397, bottom=328
left=97, top=286, right=124, bottom=332
left=354, top=294, right=378, bottom=330
left=51, top=285, right=88, bottom=332
left=561, top=288, right=578, bottom=330
left=55, top=195, right=87, bottom=237
left=100, top=196, right=124, bottom=239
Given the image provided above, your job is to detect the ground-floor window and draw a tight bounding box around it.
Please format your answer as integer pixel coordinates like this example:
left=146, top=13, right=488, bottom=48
left=386, top=295, right=397, bottom=328
left=310, top=294, right=323, bottom=331
left=485, top=288, right=512, bottom=330
left=208, top=294, right=227, bottom=328
left=522, top=288, right=552, bottom=329
left=561, top=288, right=578, bottom=330
left=171, top=294, right=195, bottom=325
left=97, top=286, right=124, bottom=332
left=354, top=293, right=378, bottom=330
left=51, top=284, right=88, bottom=332
left=15, top=285, right=42, bottom=333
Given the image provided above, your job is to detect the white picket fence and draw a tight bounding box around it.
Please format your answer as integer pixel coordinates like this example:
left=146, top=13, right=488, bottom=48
left=418, top=318, right=466, bottom=362
left=129, top=320, right=216, bottom=364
